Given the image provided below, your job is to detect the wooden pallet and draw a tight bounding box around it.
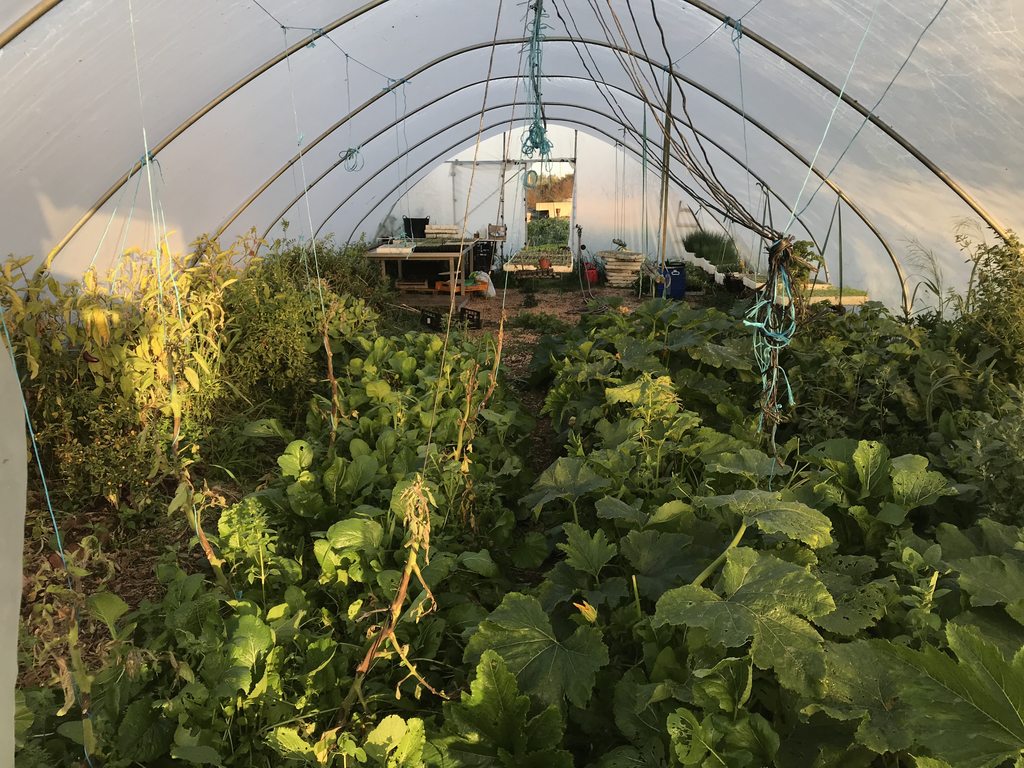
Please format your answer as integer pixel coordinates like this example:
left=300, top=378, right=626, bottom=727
left=396, top=280, right=434, bottom=293
left=434, top=280, right=489, bottom=294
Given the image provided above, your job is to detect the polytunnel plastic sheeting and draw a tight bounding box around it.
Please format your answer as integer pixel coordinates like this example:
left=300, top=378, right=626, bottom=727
left=0, top=0, right=1020, bottom=300
left=0, top=342, right=27, bottom=762
left=245, top=67, right=827, bottom=244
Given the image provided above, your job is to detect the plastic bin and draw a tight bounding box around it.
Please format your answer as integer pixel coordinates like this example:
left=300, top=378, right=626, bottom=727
left=403, top=216, right=429, bottom=239
left=656, top=267, right=686, bottom=299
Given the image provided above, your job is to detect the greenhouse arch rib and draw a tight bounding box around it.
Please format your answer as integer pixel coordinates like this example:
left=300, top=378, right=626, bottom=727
left=216, top=42, right=879, bottom=247
left=309, top=108, right=823, bottom=255
left=259, top=84, right=828, bottom=255
left=218, top=62, right=907, bottom=307
left=263, top=99, right=825, bottom=254
left=0, top=0, right=60, bottom=49
left=37, top=5, right=1009, bottom=267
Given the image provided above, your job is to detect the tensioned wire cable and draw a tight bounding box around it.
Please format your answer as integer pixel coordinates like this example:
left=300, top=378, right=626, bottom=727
left=249, top=0, right=397, bottom=82
left=671, top=0, right=766, bottom=67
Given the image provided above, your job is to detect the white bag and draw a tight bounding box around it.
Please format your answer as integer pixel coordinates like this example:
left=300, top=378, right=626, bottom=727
left=471, top=271, right=496, bottom=298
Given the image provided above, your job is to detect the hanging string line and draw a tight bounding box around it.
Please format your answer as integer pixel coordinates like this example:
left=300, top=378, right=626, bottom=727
left=127, top=0, right=168, bottom=318
left=783, top=0, right=884, bottom=233
left=87, top=159, right=139, bottom=271
left=729, top=18, right=761, bottom=276
left=670, top=0, right=766, bottom=66
left=497, top=3, right=531, bottom=320
left=423, top=0, right=504, bottom=456
left=110, top=169, right=144, bottom=282
left=281, top=27, right=328, bottom=318
left=522, top=0, right=553, bottom=158
left=795, top=0, right=951, bottom=218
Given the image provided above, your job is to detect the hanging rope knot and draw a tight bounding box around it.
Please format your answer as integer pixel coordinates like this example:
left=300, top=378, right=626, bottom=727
left=745, top=235, right=799, bottom=453
left=726, top=16, right=743, bottom=45
left=138, top=150, right=155, bottom=167
left=340, top=146, right=364, bottom=172
left=768, top=235, right=795, bottom=267
left=303, top=28, right=325, bottom=49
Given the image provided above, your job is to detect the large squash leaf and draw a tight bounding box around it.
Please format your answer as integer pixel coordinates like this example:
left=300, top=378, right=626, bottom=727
left=654, top=548, right=834, bottom=693
left=464, top=593, right=609, bottom=708
left=955, top=555, right=1024, bottom=624
left=522, top=458, right=609, bottom=513
left=440, top=650, right=572, bottom=767
left=701, top=490, right=833, bottom=548
left=809, top=625, right=1024, bottom=768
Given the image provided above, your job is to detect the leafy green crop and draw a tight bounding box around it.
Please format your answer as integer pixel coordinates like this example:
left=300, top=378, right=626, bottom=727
left=15, top=257, right=1024, bottom=768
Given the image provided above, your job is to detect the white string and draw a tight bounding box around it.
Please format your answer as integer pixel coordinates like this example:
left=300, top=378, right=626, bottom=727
left=784, top=0, right=884, bottom=233
left=282, top=27, right=327, bottom=316
left=127, top=0, right=165, bottom=304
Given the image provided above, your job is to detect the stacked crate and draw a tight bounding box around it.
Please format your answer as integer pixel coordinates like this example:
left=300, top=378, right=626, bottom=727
left=424, top=225, right=464, bottom=240
left=599, top=250, right=645, bottom=287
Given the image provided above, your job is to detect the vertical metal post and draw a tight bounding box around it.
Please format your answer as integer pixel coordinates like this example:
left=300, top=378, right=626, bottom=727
left=450, top=162, right=458, bottom=226
left=838, top=201, right=844, bottom=308
left=659, top=69, right=674, bottom=270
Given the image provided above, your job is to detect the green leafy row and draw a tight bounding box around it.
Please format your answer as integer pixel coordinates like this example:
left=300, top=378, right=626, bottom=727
left=16, top=282, right=1024, bottom=767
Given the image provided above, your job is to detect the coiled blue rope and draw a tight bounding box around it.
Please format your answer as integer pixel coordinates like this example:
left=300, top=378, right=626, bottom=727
left=743, top=238, right=798, bottom=449
left=521, top=0, right=552, bottom=159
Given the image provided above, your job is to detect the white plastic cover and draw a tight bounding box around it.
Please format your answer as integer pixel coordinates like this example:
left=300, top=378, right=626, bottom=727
left=1, top=0, right=1021, bottom=307
left=0, top=343, right=26, bottom=760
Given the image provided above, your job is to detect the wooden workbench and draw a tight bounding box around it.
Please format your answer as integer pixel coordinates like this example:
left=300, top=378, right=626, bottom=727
left=366, top=239, right=477, bottom=301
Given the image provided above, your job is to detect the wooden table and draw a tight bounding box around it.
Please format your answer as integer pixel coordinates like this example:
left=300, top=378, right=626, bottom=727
left=366, top=240, right=477, bottom=301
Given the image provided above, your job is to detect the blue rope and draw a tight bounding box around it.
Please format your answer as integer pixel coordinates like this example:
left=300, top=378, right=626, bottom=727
left=743, top=238, right=798, bottom=451
left=521, top=0, right=553, bottom=159
left=783, top=0, right=883, bottom=234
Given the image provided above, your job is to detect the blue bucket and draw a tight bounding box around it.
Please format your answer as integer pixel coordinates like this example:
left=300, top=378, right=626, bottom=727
left=656, top=267, right=686, bottom=300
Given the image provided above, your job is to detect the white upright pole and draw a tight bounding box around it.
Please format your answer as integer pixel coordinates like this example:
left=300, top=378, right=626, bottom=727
left=0, top=335, right=26, bottom=763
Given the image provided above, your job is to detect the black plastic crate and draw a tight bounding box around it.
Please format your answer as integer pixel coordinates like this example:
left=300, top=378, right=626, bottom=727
left=421, top=308, right=444, bottom=331
left=460, top=307, right=482, bottom=329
